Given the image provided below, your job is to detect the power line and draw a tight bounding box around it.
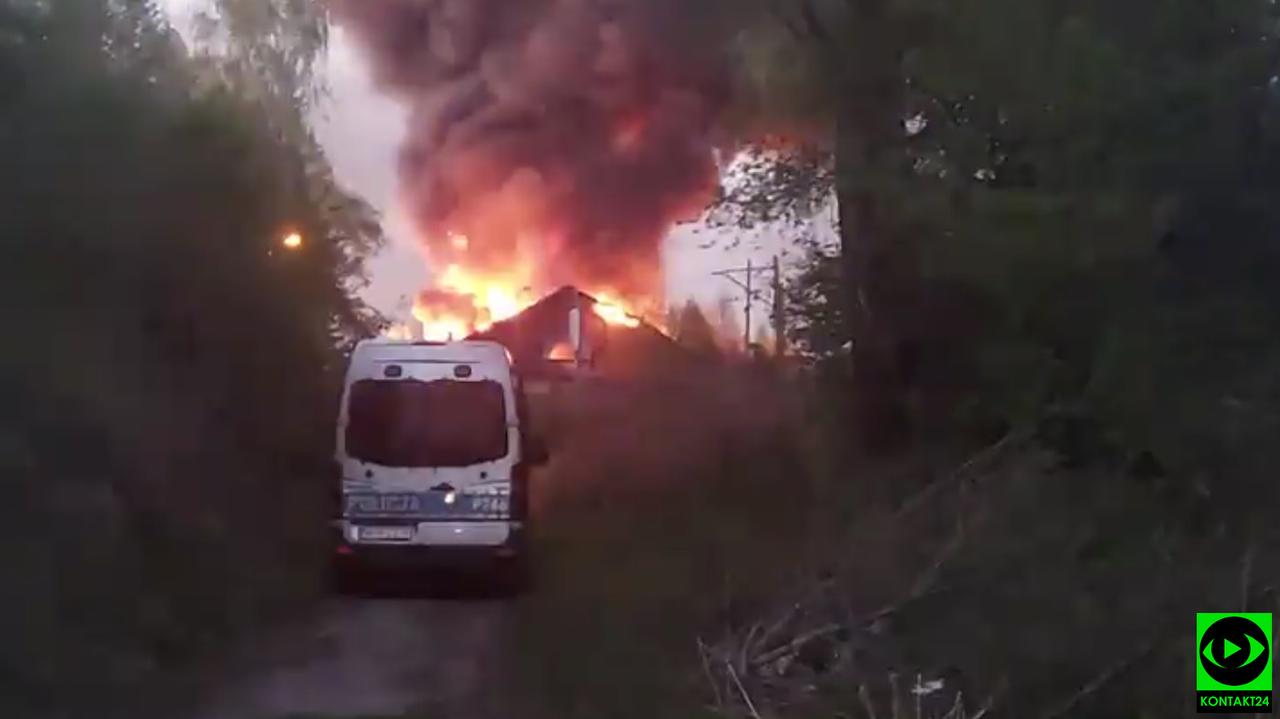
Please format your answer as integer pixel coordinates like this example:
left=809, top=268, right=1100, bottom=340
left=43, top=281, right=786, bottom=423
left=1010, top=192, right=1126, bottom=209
left=711, top=257, right=784, bottom=353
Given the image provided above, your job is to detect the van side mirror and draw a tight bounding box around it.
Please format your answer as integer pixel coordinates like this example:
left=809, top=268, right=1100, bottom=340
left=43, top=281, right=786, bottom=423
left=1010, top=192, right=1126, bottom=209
left=525, top=436, right=550, bottom=466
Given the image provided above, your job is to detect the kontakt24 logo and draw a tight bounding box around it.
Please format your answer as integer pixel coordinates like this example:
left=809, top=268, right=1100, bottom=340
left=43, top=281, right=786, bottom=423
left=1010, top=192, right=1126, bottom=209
left=1198, top=613, right=1273, bottom=713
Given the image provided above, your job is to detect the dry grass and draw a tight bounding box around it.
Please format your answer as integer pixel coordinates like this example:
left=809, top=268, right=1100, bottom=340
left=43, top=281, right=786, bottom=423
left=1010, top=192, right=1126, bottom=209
left=499, top=368, right=1257, bottom=719
left=506, top=367, right=814, bottom=719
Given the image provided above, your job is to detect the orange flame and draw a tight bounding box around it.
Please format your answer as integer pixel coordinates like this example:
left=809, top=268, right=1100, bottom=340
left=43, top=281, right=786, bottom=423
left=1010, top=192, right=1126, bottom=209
left=404, top=275, right=648, bottom=341
left=393, top=225, right=657, bottom=342
left=409, top=264, right=526, bottom=342
left=591, top=294, right=641, bottom=328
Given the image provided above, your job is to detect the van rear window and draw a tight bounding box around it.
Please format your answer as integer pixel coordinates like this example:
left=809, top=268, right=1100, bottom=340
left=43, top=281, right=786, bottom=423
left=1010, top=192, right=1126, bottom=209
left=344, top=378, right=508, bottom=467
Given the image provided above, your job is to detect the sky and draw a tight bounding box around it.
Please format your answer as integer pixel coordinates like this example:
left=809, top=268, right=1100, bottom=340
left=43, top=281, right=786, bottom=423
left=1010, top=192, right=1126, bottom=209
left=163, top=1, right=825, bottom=333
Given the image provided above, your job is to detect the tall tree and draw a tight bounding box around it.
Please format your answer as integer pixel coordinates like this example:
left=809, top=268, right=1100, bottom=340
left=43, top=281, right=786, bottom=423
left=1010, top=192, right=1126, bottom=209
left=192, top=0, right=385, bottom=343
left=675, top=300, right=722, bottom=358
left=714, top=0, right=935, bottom=449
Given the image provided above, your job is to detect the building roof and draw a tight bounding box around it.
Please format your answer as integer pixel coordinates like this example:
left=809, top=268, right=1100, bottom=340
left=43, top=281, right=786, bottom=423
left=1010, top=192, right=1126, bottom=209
left=469, top=286, right=697, bottom=380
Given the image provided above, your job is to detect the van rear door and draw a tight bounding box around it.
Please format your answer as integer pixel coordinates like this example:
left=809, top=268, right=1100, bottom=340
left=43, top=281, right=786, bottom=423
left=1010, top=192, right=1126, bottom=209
left=344, top=377, right=508, bottom=468
left=336, top=346, right=520, bottom=545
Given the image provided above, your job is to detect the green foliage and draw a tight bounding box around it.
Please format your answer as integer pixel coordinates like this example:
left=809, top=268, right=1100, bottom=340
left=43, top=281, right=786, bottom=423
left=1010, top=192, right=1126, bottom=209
left=718, top=0, right=1280, bottom=715
left=0, top=1, right=378, bottom=713
left=785, top=242, right=846, bottom=364
left=769, top=0, right=1280, bottom=466
left=193, top=0, right=385, bottom=340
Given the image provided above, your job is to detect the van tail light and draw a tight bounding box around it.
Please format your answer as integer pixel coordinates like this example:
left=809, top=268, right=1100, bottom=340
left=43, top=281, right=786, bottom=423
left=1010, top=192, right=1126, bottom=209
left=331, top=522, right=351, bottom=555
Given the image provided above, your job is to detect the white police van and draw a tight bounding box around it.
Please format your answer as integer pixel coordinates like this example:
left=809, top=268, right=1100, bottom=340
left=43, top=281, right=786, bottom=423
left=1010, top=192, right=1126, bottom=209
left=330, top=339, right=546, bottom=591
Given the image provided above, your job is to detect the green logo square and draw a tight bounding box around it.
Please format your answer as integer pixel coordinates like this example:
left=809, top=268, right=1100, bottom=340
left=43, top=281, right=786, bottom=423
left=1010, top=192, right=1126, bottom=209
left=1197, top=613, right=1273, bottom=691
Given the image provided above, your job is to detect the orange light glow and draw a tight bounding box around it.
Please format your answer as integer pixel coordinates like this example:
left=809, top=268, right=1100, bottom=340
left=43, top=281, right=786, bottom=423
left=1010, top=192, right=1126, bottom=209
left=547, top=341, right=575, bottom=361
left=282, top=231, right=303, bottom=249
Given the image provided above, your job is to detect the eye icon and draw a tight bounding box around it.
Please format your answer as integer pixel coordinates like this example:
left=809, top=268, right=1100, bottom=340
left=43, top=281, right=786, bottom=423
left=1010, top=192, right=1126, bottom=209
left=1199, top=616, right=1271, bottom=686
left=1203, top=634, right=1265, bottom=669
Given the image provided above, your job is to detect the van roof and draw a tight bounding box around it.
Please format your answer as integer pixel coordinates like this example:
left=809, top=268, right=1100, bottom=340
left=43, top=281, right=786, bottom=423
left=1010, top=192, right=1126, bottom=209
left=351, top=339, right=512, bottom=366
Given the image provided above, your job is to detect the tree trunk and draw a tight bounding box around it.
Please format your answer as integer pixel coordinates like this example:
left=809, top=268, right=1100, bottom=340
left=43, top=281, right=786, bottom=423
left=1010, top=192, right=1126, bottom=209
left=832, top=27, right=911, bottom=454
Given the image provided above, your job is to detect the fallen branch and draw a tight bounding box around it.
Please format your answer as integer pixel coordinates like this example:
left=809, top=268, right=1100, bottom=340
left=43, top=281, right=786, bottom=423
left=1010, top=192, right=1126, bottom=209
left=738, top=621, right=763, bottom=675
left=726, top=659, right=763, bottom=719
left=752, top=622, right=844, bottom=668
left=910, top=513, right=972, bottom=599
left=864, top=510, right=973, bottom=627
left=941, top=692, right=965, bottom=719
left=752, top=602, right=803, bottom=662
left=1039, top=638, right=1155, bottom=719
left=892, top=429, right=1030, bottom=521
left=970, top=677, right=1009, bottom=719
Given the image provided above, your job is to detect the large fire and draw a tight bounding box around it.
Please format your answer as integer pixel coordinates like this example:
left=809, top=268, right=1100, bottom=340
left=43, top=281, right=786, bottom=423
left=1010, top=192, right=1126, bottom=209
left=335, top=0, right=725, bottom=350
left=400, top=245, right=645, bottom=342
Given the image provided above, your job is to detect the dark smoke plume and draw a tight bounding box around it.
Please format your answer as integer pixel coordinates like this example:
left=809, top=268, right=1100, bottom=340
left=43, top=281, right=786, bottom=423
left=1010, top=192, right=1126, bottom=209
left=332, top=0, right=731, bottom=301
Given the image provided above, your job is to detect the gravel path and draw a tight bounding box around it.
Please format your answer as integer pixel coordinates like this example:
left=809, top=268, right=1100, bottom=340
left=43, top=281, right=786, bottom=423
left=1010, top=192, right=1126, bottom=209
left=186, top=586, right=515, bottom=719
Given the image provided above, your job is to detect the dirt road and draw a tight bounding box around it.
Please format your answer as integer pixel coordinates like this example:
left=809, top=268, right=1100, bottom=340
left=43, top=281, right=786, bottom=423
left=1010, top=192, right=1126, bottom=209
left=186, top=587, right=514, bottom=719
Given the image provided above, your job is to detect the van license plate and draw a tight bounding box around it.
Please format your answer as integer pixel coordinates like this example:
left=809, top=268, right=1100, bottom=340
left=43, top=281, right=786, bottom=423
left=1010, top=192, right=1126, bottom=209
left=358, top=526, right=414, bottom=542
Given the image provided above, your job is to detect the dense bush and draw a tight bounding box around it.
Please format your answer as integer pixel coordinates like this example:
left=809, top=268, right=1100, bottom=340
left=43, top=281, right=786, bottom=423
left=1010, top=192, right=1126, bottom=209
left=0, top=2, right=377, bottom=714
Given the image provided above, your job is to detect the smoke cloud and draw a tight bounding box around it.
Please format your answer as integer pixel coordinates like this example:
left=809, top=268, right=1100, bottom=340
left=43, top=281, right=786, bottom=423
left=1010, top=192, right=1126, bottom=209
left=332, top=0, right=731, bottom=302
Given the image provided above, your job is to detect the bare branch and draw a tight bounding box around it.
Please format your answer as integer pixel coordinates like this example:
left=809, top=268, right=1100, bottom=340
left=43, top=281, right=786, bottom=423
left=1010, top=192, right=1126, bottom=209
left=892, top=429, right=1029, bottom=521
left=727, top=660, right=763, bottom=719
left=697, top=637, right=724, bottom=709
left=753, top=622, right=843, bottom=667
left=753, top=602, right=803, bottom=661
left=859, top=683, right=880, bottom=719
left=970, top=678, right=1009, bottom=719
left=889, top=672, right=903, bottom=719
left=739, top=622, right=763, bottom=675
left=943, top=691, right=965, bottom=719
left=863, top=508, right=971, bottom=626
left=1039, top=639, right=1155, bottom=719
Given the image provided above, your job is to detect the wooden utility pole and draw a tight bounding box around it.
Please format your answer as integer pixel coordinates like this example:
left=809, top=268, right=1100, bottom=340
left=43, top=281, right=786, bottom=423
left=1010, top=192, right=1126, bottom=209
left=712, top=258, right=779, bottom=352
left=772, top=256, right=787, bottom=356
left=744, top=258, right=753, bottom=349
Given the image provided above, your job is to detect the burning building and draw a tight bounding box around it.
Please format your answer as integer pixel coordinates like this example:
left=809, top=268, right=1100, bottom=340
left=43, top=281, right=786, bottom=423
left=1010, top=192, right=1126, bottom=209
left=470, top=285, right=693, bottom=383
